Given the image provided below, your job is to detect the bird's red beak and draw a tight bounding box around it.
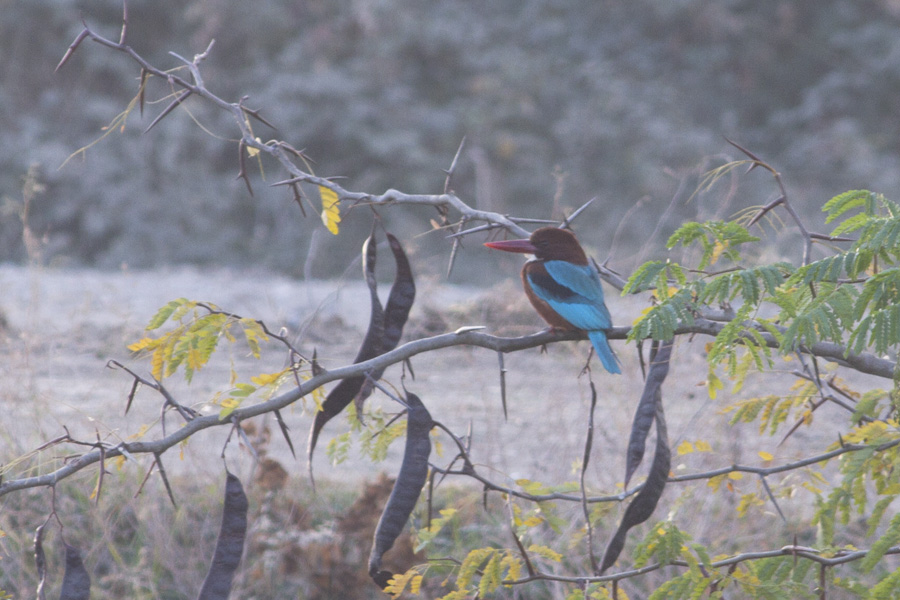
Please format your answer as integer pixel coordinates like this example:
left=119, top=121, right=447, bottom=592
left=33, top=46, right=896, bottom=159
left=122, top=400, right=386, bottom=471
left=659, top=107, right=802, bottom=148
left=483, top=238, right=537, bottom=254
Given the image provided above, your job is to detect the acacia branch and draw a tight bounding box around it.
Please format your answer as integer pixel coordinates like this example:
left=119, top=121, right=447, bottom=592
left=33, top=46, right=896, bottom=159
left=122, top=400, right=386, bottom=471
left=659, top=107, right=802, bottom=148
left=2, top=315, right=894, bottom=497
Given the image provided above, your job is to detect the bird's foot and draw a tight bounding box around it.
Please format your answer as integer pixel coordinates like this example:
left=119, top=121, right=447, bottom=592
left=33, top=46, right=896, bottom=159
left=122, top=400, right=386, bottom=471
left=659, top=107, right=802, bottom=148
left=580, top=346, right=595, bottom=376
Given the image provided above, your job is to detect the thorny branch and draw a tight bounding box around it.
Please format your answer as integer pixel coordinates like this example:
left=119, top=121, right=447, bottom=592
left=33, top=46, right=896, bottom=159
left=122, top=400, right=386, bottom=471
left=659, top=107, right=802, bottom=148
left=503, top=544, right=900, bottom=586
left=56, top=11, right=533, bottom=240
left=727, top=138, right=857, bottom=267
left=2, top=320, right=896, bottom=498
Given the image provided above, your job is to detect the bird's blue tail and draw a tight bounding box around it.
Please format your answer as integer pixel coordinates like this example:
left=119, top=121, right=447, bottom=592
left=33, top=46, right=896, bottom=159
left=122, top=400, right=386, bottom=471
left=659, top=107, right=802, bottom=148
left=588, top=330, right=621, bottom=374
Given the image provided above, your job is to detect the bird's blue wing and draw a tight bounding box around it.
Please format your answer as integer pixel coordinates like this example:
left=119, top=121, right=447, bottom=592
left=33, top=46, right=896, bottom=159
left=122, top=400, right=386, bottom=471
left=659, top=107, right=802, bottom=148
left=544, top=261, right=606, bottom=303
left=527, top=261, right=612, bottom=330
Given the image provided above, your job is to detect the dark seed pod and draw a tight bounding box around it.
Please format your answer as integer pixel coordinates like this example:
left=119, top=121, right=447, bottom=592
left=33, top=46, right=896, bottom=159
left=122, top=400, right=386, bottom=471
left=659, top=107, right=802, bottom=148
left=368, top=392, right=433, bottom=587
left=197, top=472, right=249, bottom=600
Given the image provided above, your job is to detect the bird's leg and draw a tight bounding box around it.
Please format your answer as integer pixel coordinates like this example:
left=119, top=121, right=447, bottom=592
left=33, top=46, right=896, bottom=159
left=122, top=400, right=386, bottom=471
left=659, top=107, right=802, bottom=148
left=580, top=346, right=595, bottom=376
left=540, top=326, right=564, bottom=354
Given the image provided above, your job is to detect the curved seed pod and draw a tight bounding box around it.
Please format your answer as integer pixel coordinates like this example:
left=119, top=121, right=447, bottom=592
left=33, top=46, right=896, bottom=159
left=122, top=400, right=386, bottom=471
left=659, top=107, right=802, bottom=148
left=600, top=343, right=672, bottom=574
left=197, top=472, right=249, bottom=600
left=307, top=232, right=416, bottom=469
left=354, top=233, right=417, bottom=411
left=369, top=392, right=433, bottom=588
left=308, top=233, right=383, bottom=464
left=624, top=341, right=672, bottom=488
left=59, top=544, right=91, bottom=600
left=381, top=233, right=416, bottom=353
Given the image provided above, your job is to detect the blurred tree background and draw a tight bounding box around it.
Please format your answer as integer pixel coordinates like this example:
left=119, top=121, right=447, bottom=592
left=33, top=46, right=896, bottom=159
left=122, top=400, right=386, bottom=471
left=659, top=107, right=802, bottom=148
left=3, top=0, right=900, bottom=281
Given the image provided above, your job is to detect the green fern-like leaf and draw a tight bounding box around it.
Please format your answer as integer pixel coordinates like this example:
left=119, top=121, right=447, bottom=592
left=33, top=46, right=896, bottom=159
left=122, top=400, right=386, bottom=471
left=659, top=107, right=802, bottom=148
left=779, top=283, right=856, bottom=352
left=633, top=521, right=691, bottom=569
left=823, top=190, right=875, bottom=224
left=624, top=260, right=668, bottom=294
left=867, top=496, right=896, bottom=538
left=869, top=565, right=900, bottom=600
left=667, top=220, right=760, bottom=270
left=146, top=298, right=193, bottom=330
left=707, top=304, right=777, bottom=374
left=698, top=263, right=791, bottom=306
left=853, top=389, right=889, bottom=422
left=629, top=288, right=695, bottom=342
left=862, top=512, right=900, bottom=572
left=790, top=252, right=871, bottom=285
left=848, top=303, right=900, bottom=355
left=854, top=268, right=900, bottom=317
left=360, top=415, right=406, bottom=462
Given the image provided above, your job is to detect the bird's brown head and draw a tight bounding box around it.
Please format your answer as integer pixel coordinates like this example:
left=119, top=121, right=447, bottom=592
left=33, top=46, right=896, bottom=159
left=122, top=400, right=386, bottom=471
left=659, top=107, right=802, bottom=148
left=484, top=227, right=588, bottom=264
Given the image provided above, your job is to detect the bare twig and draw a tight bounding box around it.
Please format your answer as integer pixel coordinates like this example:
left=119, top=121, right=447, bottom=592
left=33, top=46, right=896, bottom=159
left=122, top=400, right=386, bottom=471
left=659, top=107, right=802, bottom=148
left=727, top=138, right=813, bottom=265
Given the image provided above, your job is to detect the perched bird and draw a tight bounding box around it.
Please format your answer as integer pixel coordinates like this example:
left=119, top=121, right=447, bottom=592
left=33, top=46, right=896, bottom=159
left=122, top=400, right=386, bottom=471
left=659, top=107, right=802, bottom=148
left=484, top=227, right=620, bottom=374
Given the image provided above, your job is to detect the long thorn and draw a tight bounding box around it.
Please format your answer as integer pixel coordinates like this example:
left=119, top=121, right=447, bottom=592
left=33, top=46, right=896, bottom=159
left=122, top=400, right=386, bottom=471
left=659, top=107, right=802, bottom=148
left=144, top=89, right=192, bottom=133
left=55, top=28, right=90, bottom=73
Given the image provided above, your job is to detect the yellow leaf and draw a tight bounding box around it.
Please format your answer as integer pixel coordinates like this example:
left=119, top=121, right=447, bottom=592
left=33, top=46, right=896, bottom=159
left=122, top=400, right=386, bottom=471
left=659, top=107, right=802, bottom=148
left=707, top=371, right=724, bottom=400
left=632, top=306, right=654, bottom=326
left=433, top=437, right=444, bottom=458
left=676, top=440, right=695, bottom=455
left=695, top=440, right=712, bottom=452
left=758, top=451, right=774, bottom=461
left=246, top=137, right=261, bottom=157
left=710, top=240, right=727, bottom=265
left=527, top=544, right=562, bottom=562
left=801, top=481, right=822, bottom=494
left=410, top=574, right=423, bottom=594
left=127, top=337, right=156, bottom=352
left=319, top=185, right=341, bottom=235
left=150, top=347, right=165, bottom=381
left=251, top=369, right=288, bottom=387
left=219, top=397, right=241, bottom=419
left=522, top=515, right=544, bottom=528
left=727, top=472, right=743, bottom=480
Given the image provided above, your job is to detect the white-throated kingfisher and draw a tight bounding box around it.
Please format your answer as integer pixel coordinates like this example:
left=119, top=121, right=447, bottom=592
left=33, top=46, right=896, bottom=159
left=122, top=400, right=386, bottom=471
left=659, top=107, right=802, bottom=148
left=484, top=227, right=621, bottom=374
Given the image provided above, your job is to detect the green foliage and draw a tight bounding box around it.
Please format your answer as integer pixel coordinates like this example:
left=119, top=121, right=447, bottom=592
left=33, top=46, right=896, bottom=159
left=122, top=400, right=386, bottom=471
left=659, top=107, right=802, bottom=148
left=862, top=512, right=900, bottom=572
left=697, top=263, right=792, bottom=306
left=437, top=546, right=525, bottom=599
left=623, top=260, right=688, bottom=294
left=128, top=299, right=269, bottom=384
left=633, top=521, right=692, bottom=568
left=613, top=187, right=900, bottom=596
left=632, top=189, right=900, bottom=373
left=869, top=566, right=900, bottom=599
left=666, top=220, right=761, bottom=270
left=627, top=288, right=696, bottom=342
left=360, top=410, right=408, bottom=463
